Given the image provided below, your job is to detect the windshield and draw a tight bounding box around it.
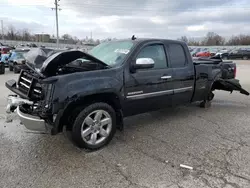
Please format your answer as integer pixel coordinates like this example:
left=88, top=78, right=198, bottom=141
left=88, top=41, right=134, bottom=67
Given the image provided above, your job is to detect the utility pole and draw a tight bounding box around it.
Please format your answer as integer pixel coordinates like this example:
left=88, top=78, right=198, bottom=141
left=52, top=0, right=61, bottom=48
left=1, top=20, right=4, bottom=42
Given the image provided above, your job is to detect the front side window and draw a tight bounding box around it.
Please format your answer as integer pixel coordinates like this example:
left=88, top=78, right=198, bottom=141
left=136, top=44, right=167, bottom=69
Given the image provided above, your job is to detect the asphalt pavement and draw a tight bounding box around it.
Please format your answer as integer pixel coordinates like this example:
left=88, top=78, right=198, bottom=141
left=0, top=61, right=250, bottom=188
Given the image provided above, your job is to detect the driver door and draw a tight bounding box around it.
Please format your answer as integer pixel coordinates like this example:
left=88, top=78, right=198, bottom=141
left=123, top=42, right=174, bottom=116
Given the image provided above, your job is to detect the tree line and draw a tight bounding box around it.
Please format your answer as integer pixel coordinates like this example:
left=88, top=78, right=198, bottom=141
left=178, top=32, right=250, bottom=46
left=0, top=25, right=99, bottom=44
left=1, top=25, right=250, bottom=46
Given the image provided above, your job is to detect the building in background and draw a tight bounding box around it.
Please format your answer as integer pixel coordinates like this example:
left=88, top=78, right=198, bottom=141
left=35, top=34, right=50, bottom=42
left=50, top=36, right=75, bottom=44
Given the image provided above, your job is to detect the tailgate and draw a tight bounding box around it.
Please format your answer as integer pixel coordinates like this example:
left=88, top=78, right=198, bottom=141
left=213, top=78, right=249, bottom=96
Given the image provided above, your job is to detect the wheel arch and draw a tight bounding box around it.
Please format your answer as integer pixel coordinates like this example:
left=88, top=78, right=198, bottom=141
left=203, top=71, right=222, bottom=101
left=53, top=92, right=124, bottom=134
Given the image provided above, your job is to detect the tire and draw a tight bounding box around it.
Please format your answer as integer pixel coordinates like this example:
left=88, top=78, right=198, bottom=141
left=0, top=64, right=5, bottom=74
left=200, top=100, right=211, bottom=108
left=72, top=102, right=116, bottom=150
left=9, top=65, right=13, bottom=71
left=13, top=65, right=20, bottom=74
left=243, top=56, right=248, bottom=60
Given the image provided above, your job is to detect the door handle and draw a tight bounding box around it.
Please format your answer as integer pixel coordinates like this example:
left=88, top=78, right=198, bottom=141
left=161, top=75, right=172, bottom=80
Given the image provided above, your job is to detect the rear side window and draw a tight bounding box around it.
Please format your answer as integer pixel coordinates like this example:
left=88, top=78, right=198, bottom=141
left=168, top=44, right=187, bottom=68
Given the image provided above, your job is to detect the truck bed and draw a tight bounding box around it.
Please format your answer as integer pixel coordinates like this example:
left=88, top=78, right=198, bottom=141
left=193, top=57, right=236, bottom=79
left=192, top=57, right=237, bottom=102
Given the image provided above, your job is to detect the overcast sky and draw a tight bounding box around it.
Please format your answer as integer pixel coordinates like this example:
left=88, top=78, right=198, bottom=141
left=0, top=0, right=250, bottom=39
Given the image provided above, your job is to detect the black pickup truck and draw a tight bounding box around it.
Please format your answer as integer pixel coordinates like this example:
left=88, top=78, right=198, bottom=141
left=6, top=38, right=249, bottom=150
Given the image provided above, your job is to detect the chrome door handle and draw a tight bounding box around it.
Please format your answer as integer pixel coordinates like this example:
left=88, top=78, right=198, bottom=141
left=161, top=75, right=172, bottom=80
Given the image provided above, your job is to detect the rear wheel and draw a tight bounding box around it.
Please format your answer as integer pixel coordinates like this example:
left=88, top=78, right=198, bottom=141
left=72, top=102, right=116, bottom=150
left=200, top=91, right=214, bottom=108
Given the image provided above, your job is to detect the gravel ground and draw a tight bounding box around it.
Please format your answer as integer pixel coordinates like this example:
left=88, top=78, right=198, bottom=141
left=0, top=60, right=250, bottom=188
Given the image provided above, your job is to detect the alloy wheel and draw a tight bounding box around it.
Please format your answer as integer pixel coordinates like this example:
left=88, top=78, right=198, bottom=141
left=81, top=110, right=112, bottom=145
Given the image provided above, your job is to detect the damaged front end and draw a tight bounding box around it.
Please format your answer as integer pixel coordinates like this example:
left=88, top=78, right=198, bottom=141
left=6, top=95, right=50, bottom=132
left=6, top=70, right=55, bottom=133
left=5, top=48, right=108, bottom=133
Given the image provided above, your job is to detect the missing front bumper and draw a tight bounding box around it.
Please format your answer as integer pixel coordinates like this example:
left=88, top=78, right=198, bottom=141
left=6, top=95, right=50, bottom=133
left=6, top=95, right=33, bottom=113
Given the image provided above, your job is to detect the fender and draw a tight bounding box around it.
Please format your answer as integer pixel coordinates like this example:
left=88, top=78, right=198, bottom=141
left=204, top=70, right=222, bottom=100
left=51, top=91, right=124, bottom=134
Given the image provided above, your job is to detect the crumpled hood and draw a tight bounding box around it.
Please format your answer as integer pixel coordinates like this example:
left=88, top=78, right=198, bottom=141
left=24, top=48, right=57, bottom=71
left=24, top=48, right=107, bottom=76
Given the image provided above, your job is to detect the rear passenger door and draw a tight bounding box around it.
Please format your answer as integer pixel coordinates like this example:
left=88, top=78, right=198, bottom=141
left=166, top=43, right=195, bottom=106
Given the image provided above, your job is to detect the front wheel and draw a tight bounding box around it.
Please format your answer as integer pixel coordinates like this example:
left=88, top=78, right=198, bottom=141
left=72, top=102, right=116, bottom=150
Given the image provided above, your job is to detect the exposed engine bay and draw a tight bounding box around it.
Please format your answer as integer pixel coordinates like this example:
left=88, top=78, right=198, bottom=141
left=55, top=59, right=107, bottom=75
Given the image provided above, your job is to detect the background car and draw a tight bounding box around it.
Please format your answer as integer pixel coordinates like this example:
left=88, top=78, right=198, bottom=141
left=26, top=43, right=37, bottom=48
left=0, top=46, right=11, bottom=54
left=0, top=53, right=10, bottom=67
left=196, top=51, right=211, bottom=57
left=0, top=53, right=10, bottom=74
left=8, top=49, right=30, bottom=73
left=191, top=48, right=203, bottom=56
left=215, top=49, right=230, bottom=56
left=209, top=48, right=219, bottom=56
left=192, top=48, right=209, bottom=57
left=220, top=49, right=250, bottom=60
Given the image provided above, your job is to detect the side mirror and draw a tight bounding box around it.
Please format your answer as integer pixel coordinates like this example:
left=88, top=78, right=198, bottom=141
left=133, top=58, right=155, bottom=69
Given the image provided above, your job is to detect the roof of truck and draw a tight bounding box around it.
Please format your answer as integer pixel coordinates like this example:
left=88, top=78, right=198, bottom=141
left=107, top=38, right=186, bottom=46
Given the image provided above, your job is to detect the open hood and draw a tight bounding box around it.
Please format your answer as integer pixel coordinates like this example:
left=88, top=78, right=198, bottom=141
left=24, top=48, right=59, bottom=72
left=24, top=48, right=107, bottom=76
